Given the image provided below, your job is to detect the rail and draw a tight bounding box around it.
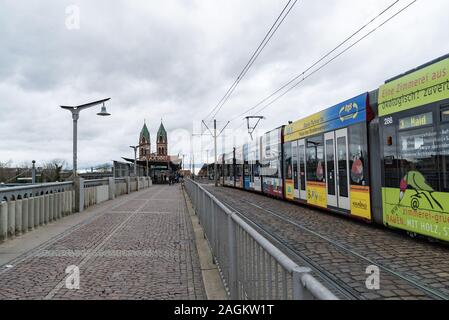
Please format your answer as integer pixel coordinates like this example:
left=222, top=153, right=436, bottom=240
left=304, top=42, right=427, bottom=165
left=184, top=179, right=337, bottom=300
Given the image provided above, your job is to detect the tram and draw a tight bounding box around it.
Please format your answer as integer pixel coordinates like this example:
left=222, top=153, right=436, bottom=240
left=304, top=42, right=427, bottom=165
left=216, top=53, right=449, bottom=242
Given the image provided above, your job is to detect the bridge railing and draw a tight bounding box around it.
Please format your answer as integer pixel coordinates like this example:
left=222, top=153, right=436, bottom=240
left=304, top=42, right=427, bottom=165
left=0, top=176, right=152, bottom=243
left=184, top=178, right=338, bottom=300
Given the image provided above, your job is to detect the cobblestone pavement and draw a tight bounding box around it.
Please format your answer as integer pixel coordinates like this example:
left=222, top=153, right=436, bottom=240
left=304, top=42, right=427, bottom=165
left=0, top=185, right=206, bottom=300
left=204, top=185, right=449, bottom=300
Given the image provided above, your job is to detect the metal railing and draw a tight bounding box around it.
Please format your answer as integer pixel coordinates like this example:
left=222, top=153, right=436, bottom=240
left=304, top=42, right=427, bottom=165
left=184, top=179, right=338, bottom=300
left=84, top=178, right=109, bottom=188
left=0, top=181, right=73, bottom=201
left=0, top=176, right=152, bottom=243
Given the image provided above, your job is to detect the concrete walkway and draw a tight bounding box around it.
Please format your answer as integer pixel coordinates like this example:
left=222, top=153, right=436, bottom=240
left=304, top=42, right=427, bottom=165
left=0, top=185, right=207, bottom=300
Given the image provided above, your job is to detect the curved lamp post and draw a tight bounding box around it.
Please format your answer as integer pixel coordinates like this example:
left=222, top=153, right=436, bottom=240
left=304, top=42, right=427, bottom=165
left=60, top=98, right=111, bottom=178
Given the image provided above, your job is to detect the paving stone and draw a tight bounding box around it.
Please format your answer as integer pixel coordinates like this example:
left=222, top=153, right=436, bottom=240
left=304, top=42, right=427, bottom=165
left=0, top=185, right=206, bottom=300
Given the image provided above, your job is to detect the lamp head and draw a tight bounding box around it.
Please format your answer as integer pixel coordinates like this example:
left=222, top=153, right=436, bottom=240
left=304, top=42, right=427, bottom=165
left=97, top=103, right=111, bottom=116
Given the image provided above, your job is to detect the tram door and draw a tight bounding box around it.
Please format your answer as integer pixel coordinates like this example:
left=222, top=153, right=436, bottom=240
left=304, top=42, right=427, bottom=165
left=336, top=128, right=350, bottom=210
left=292, top=141, right=299, bottom=199
left=324, top=129, right=350, bottom=210
left=298, top=139, right=307, bottom=200
left=324, top=132, right=338, bottom=207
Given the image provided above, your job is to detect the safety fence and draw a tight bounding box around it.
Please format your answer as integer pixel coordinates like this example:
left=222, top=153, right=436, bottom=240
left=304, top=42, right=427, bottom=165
left=184, top=179, right=338, bottom=300
left=0, top=176, right=152, bottom=243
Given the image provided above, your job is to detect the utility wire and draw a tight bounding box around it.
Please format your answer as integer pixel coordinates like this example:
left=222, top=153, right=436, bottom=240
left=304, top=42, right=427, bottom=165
left=231, top=0, right=405, bottom=122
left=252, top=0, right=417, bottom=116
left=204, top=0, right=299, bottom=121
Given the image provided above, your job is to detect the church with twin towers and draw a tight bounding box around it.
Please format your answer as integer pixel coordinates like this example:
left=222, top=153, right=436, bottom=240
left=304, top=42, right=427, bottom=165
left=138, top=120, right=169, bottom=161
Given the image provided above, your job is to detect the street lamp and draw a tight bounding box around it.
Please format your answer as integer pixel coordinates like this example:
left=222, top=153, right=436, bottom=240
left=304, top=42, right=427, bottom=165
left=60, top=98, right=111, bottom=178
left=129, top=145, right=139, bottom=176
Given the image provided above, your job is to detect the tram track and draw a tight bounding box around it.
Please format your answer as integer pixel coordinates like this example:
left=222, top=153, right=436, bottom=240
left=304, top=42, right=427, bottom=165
left=206, top=186, right=449, bottom=300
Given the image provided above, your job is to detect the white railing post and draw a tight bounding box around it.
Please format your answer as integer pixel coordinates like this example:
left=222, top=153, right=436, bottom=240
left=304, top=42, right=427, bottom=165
left=292, top=267, right=313, bottom=300
left=15, top=199, right=23, bottom=236
left=7, top=201, right=15, bottom=238
left=75, top=177, right=85, bottom=213
left=22, top=198, right=28, bottom=233
left=125, top=177, right=131, bottom=194
left=56, top=192, right=64, bottom=219
left=49, top=194, right=54, bottom=222
left=28, top=197, right=34, bottom=231
left=39, top=195, right=44, bottom=226
left=34, top=197, right=40, bottom=228
left=108, top=177, right=115, bottom=200
left=44, top=195, right=50, bottom=224
left=228, top=212, right=238, bottom=299
left=0, top=202, right=7, bottom=242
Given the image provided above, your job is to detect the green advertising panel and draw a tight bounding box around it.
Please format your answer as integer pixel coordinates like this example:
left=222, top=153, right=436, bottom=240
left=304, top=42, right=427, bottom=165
left=379, top=57, right=449, bottom=116
left=383, top=181, right=449, bottom=242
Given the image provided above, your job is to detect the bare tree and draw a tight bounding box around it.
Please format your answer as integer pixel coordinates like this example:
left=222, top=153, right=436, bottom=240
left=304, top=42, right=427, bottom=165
left=42, top=159, right=68, bottom=182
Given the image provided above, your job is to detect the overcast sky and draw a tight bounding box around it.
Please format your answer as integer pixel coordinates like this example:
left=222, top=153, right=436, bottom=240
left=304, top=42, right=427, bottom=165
left=1, top=0, right=449, bottom=170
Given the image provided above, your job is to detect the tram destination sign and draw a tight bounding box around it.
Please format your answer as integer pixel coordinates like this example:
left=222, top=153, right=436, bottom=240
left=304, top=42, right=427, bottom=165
left=379, top=57, right=449, bottom=117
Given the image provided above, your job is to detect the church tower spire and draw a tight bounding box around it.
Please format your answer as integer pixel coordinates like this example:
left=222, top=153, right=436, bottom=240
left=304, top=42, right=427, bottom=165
left=157, top=120, right=168, bottom=157
left=139, top=121, right=151, bottom=160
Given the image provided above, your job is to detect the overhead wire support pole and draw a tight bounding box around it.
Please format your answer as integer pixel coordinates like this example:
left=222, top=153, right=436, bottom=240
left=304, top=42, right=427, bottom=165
left=245, top=116, right=264, bottom=140
left=202, top=119, right=231, bottom=186
left=214, top=120, right=218, bottom=186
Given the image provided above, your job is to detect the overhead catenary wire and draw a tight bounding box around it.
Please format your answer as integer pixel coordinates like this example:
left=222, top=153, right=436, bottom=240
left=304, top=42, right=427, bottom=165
left=230, top=0, right=407, bottom=123
left=251, top=0, right=418, bottom=116
left=204, top=0, right=299, bottom=121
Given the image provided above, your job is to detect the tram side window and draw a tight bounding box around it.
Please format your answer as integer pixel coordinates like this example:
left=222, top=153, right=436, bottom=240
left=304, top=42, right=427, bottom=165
left=284, top=142, right=293, bottom=180
left=348, top=123, right=369, bottom=186
left=398, top=126, right=439, bottom=191
left=306, top=135, right=324, bottom=182
left=439, top=107, right=449, bottom=191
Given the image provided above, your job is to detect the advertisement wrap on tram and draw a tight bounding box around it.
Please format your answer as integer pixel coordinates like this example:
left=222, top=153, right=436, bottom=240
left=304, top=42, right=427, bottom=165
left=378, top=57, right=449, bottom=242
left=283, top=93, right=372, bottom=220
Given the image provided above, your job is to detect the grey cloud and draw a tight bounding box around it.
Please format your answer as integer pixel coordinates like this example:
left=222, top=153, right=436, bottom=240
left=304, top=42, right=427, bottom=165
left=1, top=0, right=449, bottom=169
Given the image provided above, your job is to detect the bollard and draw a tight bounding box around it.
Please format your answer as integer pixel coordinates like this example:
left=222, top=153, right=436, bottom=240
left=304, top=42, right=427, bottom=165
left=39, top=195, right=44, bottom=226
left=28, top=197, right=34, bottom=231
left=44, top=195, right=50, bottom=224
left=0, top=201, right=7, bottom=242
left=22, top=198, right=29, bottom=234
left=15, top=199, right=23, bottom=236
left=7, top=200, right=15, bottom=238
